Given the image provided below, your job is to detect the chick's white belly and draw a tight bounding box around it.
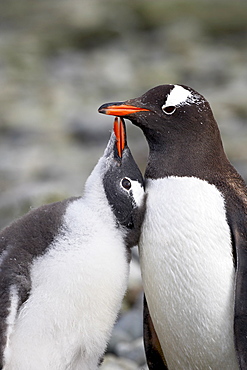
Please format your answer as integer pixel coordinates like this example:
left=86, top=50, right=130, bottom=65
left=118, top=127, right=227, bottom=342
left=139, top=176, right=238, bottom=370
left=4, top=203, right=129, bottom=370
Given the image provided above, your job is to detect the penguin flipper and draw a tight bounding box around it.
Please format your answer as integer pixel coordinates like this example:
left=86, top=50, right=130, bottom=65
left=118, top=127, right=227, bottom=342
left=0, top=280, right=14, bottom=368
left=0, top=243, right=32, bottom=367
left=220, top=177, right=247, bottom=369
left=233, top=224, right=247, bottom=369
left=143, top=294, right=168, bottom=369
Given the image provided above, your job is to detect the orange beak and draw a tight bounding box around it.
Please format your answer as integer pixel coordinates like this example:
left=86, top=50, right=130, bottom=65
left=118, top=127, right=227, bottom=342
left=98, top=103, right=149, bottom=116
left=114, top=117, right=126, bottom=158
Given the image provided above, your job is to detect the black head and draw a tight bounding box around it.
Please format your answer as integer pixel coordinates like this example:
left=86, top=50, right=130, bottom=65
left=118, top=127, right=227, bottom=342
left=100, top=118, right=145, bottom=248
left=99, top=84, right=229, bottom=180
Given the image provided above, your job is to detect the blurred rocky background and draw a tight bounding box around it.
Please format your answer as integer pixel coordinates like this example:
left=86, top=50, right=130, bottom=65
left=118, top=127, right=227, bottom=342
left=0, top=1, right=247, bottom=368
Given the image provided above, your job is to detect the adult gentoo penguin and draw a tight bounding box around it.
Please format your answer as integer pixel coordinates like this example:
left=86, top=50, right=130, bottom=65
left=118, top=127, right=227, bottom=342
left=0, top=117, right=145, bottom=370
left=99, top=85, right=247, bottom=370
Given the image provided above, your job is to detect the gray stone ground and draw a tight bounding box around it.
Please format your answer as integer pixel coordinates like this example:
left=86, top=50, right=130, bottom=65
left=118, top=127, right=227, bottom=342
left=0, top=1, right=247, bottom=368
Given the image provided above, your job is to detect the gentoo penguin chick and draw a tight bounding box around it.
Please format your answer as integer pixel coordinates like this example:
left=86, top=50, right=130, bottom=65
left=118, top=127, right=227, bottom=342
left=0, top=117, right=145, bottom=370
left=99, top=85, right=247, bottom=370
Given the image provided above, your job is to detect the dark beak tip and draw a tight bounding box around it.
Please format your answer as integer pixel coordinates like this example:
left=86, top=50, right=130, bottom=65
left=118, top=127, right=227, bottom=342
left=98, top=104, right=108, bottom=114
left=98, top=101, right=125, bottom=115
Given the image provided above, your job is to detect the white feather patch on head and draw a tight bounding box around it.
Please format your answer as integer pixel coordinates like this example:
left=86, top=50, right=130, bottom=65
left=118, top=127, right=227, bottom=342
left=163, top=85, right=201, bottom=109
left=131, top=180, right=145, bottom=208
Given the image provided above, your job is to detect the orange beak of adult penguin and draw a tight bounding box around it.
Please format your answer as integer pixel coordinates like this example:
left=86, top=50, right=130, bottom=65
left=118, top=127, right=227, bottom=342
left=98, top=102, right=150, bottom=117
left=113, top=117, right=126, bottom=158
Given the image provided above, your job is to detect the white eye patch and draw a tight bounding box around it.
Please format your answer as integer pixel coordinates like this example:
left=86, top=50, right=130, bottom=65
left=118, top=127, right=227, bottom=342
left=120, top=177, right=145, bottom=208
left=162, top=85, right=192, bottom=110
left=131, top=180, right=145, bottom=208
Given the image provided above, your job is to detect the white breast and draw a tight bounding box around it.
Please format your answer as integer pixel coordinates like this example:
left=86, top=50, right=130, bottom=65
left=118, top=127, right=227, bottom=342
left=140, top=176, right=239, bottom=370
left=4, top=198, right=129, bottom=370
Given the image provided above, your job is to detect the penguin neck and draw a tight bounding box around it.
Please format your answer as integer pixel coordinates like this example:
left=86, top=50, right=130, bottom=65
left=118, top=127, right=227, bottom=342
left=83, top=160, right=115, bottom=222
left=144, top=131, right=229, bottom=181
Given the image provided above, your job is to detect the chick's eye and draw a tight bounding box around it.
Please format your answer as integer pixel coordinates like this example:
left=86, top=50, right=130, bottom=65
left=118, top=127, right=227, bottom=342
left=162, top=105, right=176, bottom=115
left=121, top=178, right=131, bottom=190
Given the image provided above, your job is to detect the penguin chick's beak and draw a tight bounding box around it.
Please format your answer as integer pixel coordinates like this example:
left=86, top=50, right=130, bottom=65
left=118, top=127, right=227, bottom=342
left=114, top=117, right=126, bottom=158
left=99, top=102, right=149, bottom=117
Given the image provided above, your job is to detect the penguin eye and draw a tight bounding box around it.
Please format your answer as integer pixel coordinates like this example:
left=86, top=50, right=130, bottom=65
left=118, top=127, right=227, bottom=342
left=162, top=105, right=176, bottom=115
left=121, top=178, right=131, bottom=190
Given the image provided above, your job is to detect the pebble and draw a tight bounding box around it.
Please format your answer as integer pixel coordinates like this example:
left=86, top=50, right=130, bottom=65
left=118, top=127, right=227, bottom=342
left=115, top=337, right=146, bottom=366
left=101, top=354, right=147, bottom=370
